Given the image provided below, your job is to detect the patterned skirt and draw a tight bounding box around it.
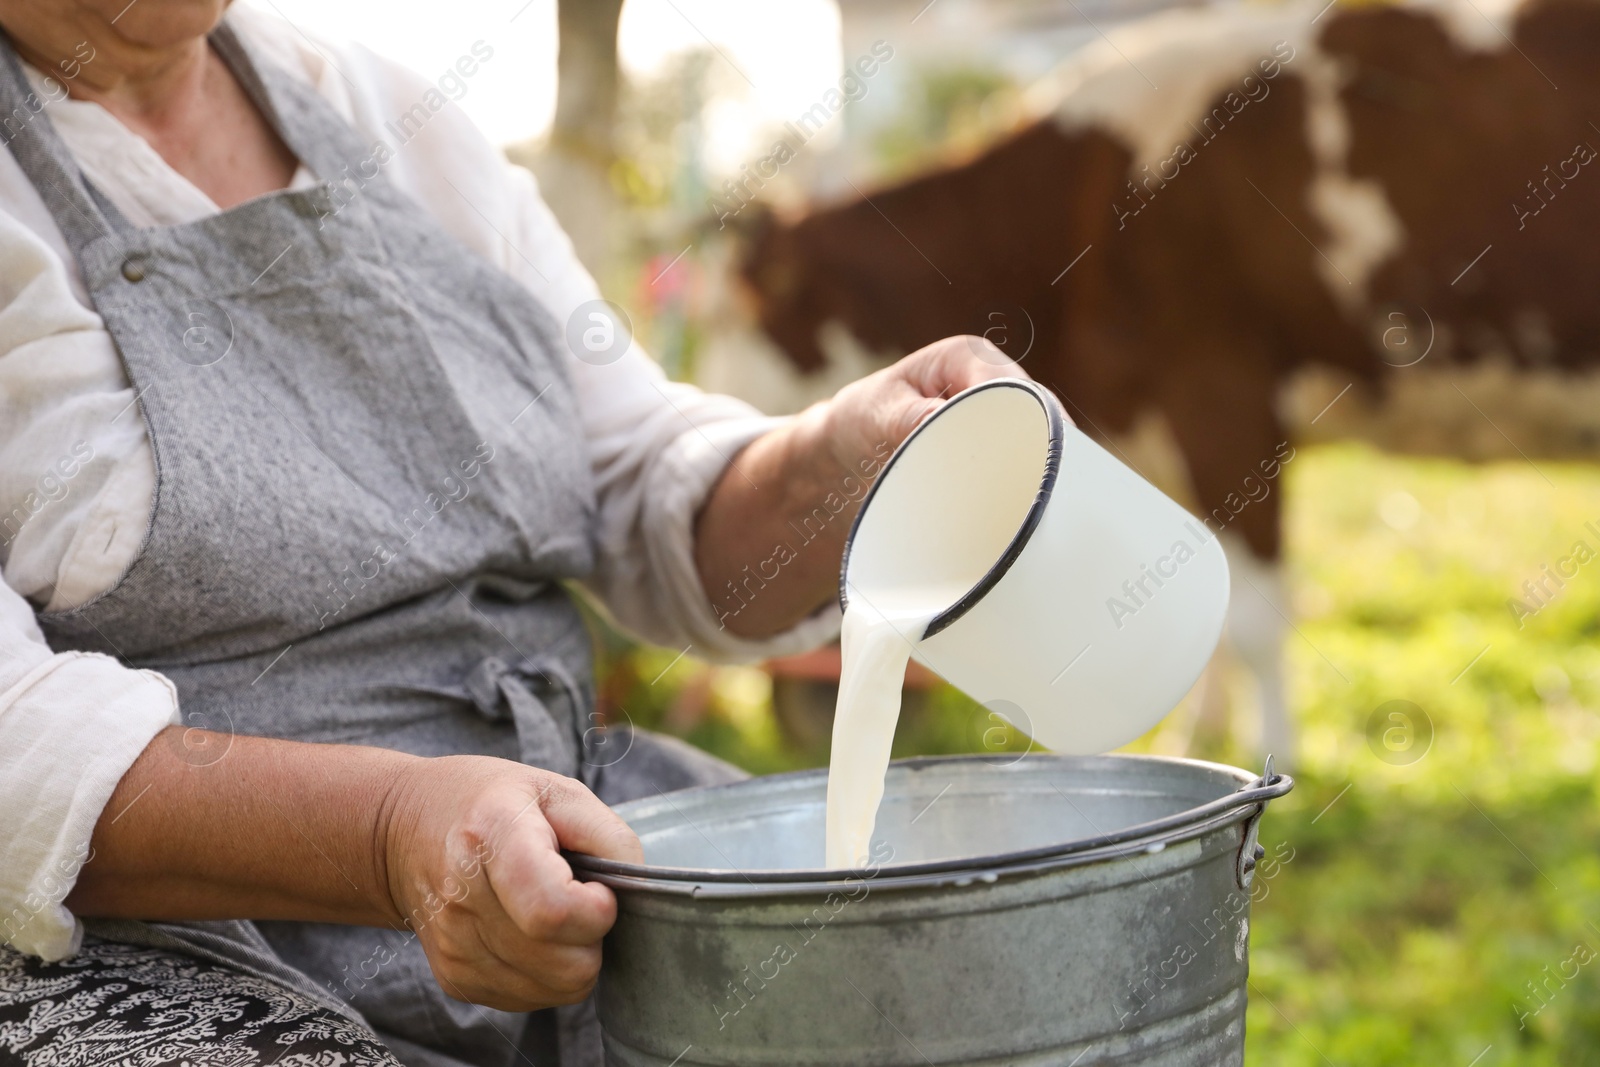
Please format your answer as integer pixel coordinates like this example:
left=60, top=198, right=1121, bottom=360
left=0, top=938, right=402, bottom=1067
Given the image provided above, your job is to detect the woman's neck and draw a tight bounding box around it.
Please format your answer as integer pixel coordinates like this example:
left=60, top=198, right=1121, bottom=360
left=0, top=0, right=299, bottom=208
left=1, top=1, right=220, bottom=114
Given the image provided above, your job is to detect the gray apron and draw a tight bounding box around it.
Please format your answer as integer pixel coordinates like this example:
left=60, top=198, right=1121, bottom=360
left=0, top=17, right=737, bottom=1067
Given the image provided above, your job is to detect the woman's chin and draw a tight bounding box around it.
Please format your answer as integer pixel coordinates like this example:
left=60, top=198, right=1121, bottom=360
left=90, top=0, right=228, bottom=48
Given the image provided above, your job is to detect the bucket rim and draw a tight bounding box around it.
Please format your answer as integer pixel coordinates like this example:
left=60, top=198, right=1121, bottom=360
left=837, top=377, right=1066, bottom=641
left=570, top=753, right=1292, bottom=896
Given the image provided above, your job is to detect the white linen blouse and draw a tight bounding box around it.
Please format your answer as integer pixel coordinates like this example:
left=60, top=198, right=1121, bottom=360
left=0, top=4, right=840, bottom=962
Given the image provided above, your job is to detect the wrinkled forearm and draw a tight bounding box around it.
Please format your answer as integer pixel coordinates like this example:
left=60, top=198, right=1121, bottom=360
left=693, top=404, right=857, bottom=639
left=65, top=726, right=416, bottom=929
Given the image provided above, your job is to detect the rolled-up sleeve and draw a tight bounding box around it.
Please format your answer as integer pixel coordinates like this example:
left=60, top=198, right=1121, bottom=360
left=0, top=576, right=178, bottom=960
left=590, top=382, right=844, bottom=662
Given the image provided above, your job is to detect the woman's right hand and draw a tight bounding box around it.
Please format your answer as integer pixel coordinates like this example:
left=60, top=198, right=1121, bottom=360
left=377, top=756, right=643, bottom=1011
left=67, top=728, right=636, bottom=1011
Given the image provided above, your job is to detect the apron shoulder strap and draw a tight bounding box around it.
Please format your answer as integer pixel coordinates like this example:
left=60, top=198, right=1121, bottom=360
left=0, top=16, right=377, bottom=263
left=207, top=15, right=380, bottom=189
left=0, top=30, right=134, bottom=258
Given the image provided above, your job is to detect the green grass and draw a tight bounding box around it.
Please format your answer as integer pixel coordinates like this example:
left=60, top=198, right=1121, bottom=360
left=589, top=442, right=1600, bottom=1064
left=1244, top=444, right=1600, bottom=1065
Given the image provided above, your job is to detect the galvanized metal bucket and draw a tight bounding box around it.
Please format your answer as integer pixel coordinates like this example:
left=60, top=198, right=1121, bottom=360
left=573, top=753, right=1292, bottom=1067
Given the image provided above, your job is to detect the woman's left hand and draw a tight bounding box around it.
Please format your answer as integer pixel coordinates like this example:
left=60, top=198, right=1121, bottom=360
left=695, top=335, right=1041, bottom=639
left=798, top=334, right=1034, bottom=483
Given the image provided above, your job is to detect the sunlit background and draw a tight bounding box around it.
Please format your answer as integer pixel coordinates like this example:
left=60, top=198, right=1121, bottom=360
left=266, top=0, right=843, bottom=162
left=251, top=1, right=1600, bottom=1063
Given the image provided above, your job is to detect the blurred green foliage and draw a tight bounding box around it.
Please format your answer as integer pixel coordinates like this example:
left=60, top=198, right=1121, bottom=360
left=585, top=442, right=1600, bottom=1063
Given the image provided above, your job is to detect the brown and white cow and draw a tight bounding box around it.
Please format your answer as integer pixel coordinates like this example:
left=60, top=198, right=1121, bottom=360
left=734, top=0, right=1600, bottom=758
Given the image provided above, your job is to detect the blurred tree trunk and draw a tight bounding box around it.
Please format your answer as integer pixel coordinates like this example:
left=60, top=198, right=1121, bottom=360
left=534, top=0, right=626, bottom=277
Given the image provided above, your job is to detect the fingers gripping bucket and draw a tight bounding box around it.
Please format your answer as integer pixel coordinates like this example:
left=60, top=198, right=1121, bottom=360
left=574, top=755, right=1293, bottom=1066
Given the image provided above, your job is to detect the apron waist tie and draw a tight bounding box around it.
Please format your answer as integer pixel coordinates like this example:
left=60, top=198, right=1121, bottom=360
left=464, top=655, right=584, bottom=777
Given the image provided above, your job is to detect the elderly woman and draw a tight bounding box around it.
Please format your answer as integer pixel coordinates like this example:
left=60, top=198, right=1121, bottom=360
left=0, top=0, right=1024, bottom=1063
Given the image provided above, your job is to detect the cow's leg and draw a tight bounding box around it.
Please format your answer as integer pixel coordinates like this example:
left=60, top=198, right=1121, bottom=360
left=1157, top=370, right=1295, bottom=767
left=1222, top=535, right=1294, bottom=767
left=1104, top=411, right=1237, bottom=752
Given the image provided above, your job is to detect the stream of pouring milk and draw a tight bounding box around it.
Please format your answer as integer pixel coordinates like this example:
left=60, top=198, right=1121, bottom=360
left=824, top=584, right=967, bottom=868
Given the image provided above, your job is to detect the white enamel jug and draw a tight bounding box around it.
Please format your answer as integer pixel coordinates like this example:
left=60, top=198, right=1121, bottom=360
left=840, top=378, right=1230, bottom=753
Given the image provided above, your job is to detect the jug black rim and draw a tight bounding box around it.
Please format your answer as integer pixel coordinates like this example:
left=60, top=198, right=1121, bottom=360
left=837, top=378, right=1067, bottom=640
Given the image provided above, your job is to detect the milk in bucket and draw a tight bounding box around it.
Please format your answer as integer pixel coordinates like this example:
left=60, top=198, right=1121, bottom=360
left=825, top=380, right=1232, bottom=868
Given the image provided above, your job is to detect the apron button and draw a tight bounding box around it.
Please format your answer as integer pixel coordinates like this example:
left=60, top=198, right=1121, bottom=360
left=121, top=257, right=147, bottom=282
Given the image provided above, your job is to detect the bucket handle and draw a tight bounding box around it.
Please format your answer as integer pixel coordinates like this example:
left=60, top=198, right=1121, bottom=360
left=1234, top=755, right=1286, bottom=892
